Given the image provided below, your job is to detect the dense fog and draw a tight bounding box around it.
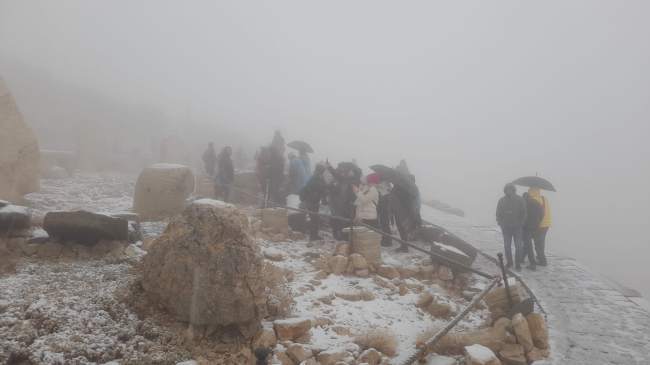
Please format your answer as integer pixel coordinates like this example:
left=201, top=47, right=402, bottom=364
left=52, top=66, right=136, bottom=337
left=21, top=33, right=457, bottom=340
left=1, top=1, right=648, bottom=297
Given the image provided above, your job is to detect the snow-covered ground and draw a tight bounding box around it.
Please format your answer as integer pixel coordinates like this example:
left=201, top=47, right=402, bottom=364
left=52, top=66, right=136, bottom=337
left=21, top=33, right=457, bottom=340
left=1, top=172, right=501, bottom=365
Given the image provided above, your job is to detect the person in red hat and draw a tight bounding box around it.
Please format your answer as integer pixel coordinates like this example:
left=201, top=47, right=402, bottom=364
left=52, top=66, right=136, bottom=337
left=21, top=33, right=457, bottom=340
left=353, top=173, right=381, bottom=229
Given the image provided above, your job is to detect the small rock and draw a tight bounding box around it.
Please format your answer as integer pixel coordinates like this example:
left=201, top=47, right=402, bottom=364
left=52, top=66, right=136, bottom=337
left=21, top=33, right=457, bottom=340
left=378, top=265, right=400, bottom=280
left=511, top=313, right=534, bottom=352
left=331, top=325, right=352, bottom=337
left=499, top=344, right=526, bottom=365
left=295, top=332, right=311, bottom=344
left=27, top=228, right=49, bottom=244
left=504, top=331, right=517, bottom=344
left=355, top=269, right=369, bottom=277
left=525, top=347, right=543, bottom=363
left=21, top=243, right=41, bottom=256
left=37, top=241, right=64, bottom=258
left=329, top=255, right=349, bottom=275
left=437, top=266, right=454, bottom=281
left=461, top=291, right=476, bottom=301
left=315, top=316, right=334, bottom=327
left=287, top=344, right=314, bottom=364
left=360, top=290, right=375, bottom=301
left=317, top=349, right=347, bottom=365
left=309, top=279, right=322, bottom=286
left=314, top=270, right=328, bottom=280
left=539, top=345, right=550, bottom=358
left=416, top=291, right=434, bottom=308
left=273, top=318, right=312, bottom=341
left=421, top=258, right=432, bottom=266
left=427, top=296, right=450, bottom=317
left=374, top=276, right=390, bottom=287
left=313, top=258, right=331, bottom=273
left=348, top=253, right=368, bottom=269
left=335, top=242, right=350, bottom=256
left=264, top=248, right=284, bottom=261
left=335, top=290, right=361, bottom=302
left=465, top=344, right=500, bottom=365
left=317, top=296, right=332, bottom=305
left=401, top=265, right=420, bottom=279
left=399, top=284, right=408, bottom=296
left=420, top=265, right=435, bottom=278
left=525, top=313, right=549, bottom=349
left=358, top=348, right=380, bottom=365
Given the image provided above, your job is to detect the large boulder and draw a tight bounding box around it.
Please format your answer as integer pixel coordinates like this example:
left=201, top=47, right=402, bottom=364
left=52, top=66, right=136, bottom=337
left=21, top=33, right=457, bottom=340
left=0, top=77, right=40, bottom=204
left=43, top=211, right=129, bottom=246
left=159, top=135, right=191, bottom=166
left=0, top=204, right=31, bottom=231
left=132, top=164, right=195, bottom=220
left=141, top=200, right=267, bottom=337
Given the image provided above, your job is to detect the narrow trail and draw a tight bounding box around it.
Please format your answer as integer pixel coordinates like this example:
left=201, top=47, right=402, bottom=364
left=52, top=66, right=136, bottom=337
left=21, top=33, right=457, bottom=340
left=420, top=206, right=650, bottom=365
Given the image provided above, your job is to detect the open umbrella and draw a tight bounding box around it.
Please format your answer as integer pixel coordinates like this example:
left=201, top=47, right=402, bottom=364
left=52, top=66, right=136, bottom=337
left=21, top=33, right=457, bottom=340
left=512, top=176, right=557, bottom=192
left=369, top=164, right=418, bottom=196
left=287, top=141, right=314, bottom=153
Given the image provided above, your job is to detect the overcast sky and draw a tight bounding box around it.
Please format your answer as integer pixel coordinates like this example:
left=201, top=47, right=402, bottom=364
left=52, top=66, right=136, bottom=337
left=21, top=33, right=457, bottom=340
left=1, top=1, right=649, bottom=297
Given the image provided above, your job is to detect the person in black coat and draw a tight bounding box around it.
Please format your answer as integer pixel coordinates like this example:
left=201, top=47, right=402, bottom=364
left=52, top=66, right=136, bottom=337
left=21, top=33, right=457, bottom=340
left=302, top=164, right=328, bottom=241
left=202, top=142, right=217, bottom=177
left=522, top=192, right=544, bottom=271
left=267, top=146, right=285, bottom=204
left=216, top=146, right=234, bottom=202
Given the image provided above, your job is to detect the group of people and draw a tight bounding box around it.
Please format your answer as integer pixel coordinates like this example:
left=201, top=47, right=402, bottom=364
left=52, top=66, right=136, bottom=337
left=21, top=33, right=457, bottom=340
left=496, top=183, right=552, bottom=271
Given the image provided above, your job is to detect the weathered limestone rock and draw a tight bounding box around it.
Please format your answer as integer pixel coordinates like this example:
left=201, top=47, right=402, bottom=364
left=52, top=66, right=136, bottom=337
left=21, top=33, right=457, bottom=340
left=429, top=355, right=458, bottom=365
left=133, top=164, right=195, bottom=220
left=525, top=313, right=549, bottom=349
left=437, top=265, right=454, bottom=281
left=264, top=248, right=284, bottom=262
left=334, top=289, right=361, bottom=302
left=511, top=313, right=534, bottom=353
left=427, top=296, right=451, bottom=317
left=525, top=347, right=543, bottom=363
left=330, top=255, right=349, bottom=275
left=0, top=78, right=40, bottom=204
left=273, top=318, right=312, bottom=341
left=43, top=211, right=128, bottom=246
left=432, top=243, right=472, bottom=267
left=358, top=348, right=380, bottom=365
left=141, top=200, right=267, bottom=335
left=317, top=349, right=347, bottom=365
left=21, top=243, right=41, bottom=256
left=499, top=344, right=526, bottom=365
left=159, top=135, right=191, bottom=166
left=400, top=265, right=420, bottom=279
left=295, top=332, right=311, bottom=344
left=348, top=253, right=368, bottom=270
left=331, top=325, right=352, bottom=337
left=252, top=328, right=277, bottom=349
left=0, top=204, right=31, bottom=231
left=378, top=265, right=400, bottom=280
left=465, top=344, right=501, bottom=365
left=360, top=290, right=375, bottom=301
left=287, top=343, right=314, bottom=364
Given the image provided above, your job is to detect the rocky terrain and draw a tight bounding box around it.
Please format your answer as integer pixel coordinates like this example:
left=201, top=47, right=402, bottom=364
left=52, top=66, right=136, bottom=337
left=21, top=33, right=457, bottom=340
left=0, top=172, right=550, bottom=365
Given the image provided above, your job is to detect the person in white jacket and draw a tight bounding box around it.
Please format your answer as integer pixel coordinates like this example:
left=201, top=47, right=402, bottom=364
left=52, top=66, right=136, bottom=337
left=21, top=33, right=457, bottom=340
left=353, top=174, right=380, bottom=229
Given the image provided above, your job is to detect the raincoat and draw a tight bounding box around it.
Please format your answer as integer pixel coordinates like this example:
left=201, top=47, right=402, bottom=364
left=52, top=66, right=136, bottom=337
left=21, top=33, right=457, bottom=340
left=288, top=157, right=308, bottom=195
left=528, top=188, right=551, bottom=228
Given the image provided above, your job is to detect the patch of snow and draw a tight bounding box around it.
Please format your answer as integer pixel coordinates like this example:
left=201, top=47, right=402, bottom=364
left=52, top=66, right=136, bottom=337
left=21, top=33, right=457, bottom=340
left=194, top=198, right=235, bottom=209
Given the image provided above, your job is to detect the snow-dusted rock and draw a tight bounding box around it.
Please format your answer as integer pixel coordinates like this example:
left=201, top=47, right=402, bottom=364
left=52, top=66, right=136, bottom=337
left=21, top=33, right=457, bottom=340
left=142, top=201, right=266, bottom=336
left=264, top=248, right=284, bottom=261
left=0, top=205, right=31, bottom=231
left=36, top=241, right=64, bottom=258
left=358, top=348, right=380, bottom=365
left=427, top=296, right=451, bottom=317
left=525, top=347, right=543, bottom=362
left=334, top=289, right=361, bottom=302
left=420, top=265, right=435, bottom=278
left=360, top=290, right=375, bottom=301
left=378, top=265, right=400, bottom=280
left=43, top=211, right=129, bottom=246
left=349, top=253, right=368, bottom=269
left=400, top=265, right=420, bottom=279
left=132, top=164, right=195, bottom=220
left=437, top=265, right=454, bottom=281
left=331, top=325, right=352, bottom=337
left=465, top=344, right=500, bottom=365
left=287, top=343, right=314, bottom=364
left=0, top=77, right=40, bottom=204
left=317, top=348, right=348, bottom=365
left=274, top=318, right=312, bottom=341
left=416, top=291, right=434, bottom=308
left=330, top=255, right=349, bottom=275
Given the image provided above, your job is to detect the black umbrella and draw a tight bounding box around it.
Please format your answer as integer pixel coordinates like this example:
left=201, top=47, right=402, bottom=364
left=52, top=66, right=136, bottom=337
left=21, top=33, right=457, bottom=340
left=287, top=141, right=314, bottom=153
left=512, top=176, right=557, bottom=192
left=369, top=164, right=419, bottom=196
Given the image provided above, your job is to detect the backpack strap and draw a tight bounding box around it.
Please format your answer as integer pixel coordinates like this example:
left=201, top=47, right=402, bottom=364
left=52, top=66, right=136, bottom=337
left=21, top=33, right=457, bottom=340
left=541, top=197, right=546, bottom=219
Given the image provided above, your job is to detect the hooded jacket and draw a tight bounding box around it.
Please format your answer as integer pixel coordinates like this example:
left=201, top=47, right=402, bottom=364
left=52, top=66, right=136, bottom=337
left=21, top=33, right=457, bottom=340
left=354, top=185, right=379, bottom=220
left=528, top=188, right=551, bottom=228
left=288, top=156, right=308, bottom=195
left=523, top=196, right=544, bottom=230
left=496, top=183, right=527, bottom=228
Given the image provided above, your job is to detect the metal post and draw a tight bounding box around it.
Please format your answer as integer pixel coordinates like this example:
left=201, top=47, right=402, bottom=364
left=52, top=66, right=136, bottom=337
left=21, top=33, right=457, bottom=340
left=263, top=179, right=269, bottom=209
left=497, top=253, right=513, bottom=309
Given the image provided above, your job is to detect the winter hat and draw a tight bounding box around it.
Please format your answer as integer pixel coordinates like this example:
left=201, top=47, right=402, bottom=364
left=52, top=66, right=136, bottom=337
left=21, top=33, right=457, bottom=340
left=366, top=173, right=381, bottom=185
left=315, top=163, right=326, bottom=175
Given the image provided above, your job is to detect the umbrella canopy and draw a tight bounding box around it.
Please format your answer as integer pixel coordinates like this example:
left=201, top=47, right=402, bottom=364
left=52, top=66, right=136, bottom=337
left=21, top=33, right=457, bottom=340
left=369, top=164, right=419, bottom=196
left=287, top=141, right=314, bottom=153
left=512, top=176, right=557, bottom=192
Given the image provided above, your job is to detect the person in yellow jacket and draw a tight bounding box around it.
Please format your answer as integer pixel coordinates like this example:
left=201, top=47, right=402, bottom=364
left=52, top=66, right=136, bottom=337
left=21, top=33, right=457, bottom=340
left=528, top=188, right=551, bottom=266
